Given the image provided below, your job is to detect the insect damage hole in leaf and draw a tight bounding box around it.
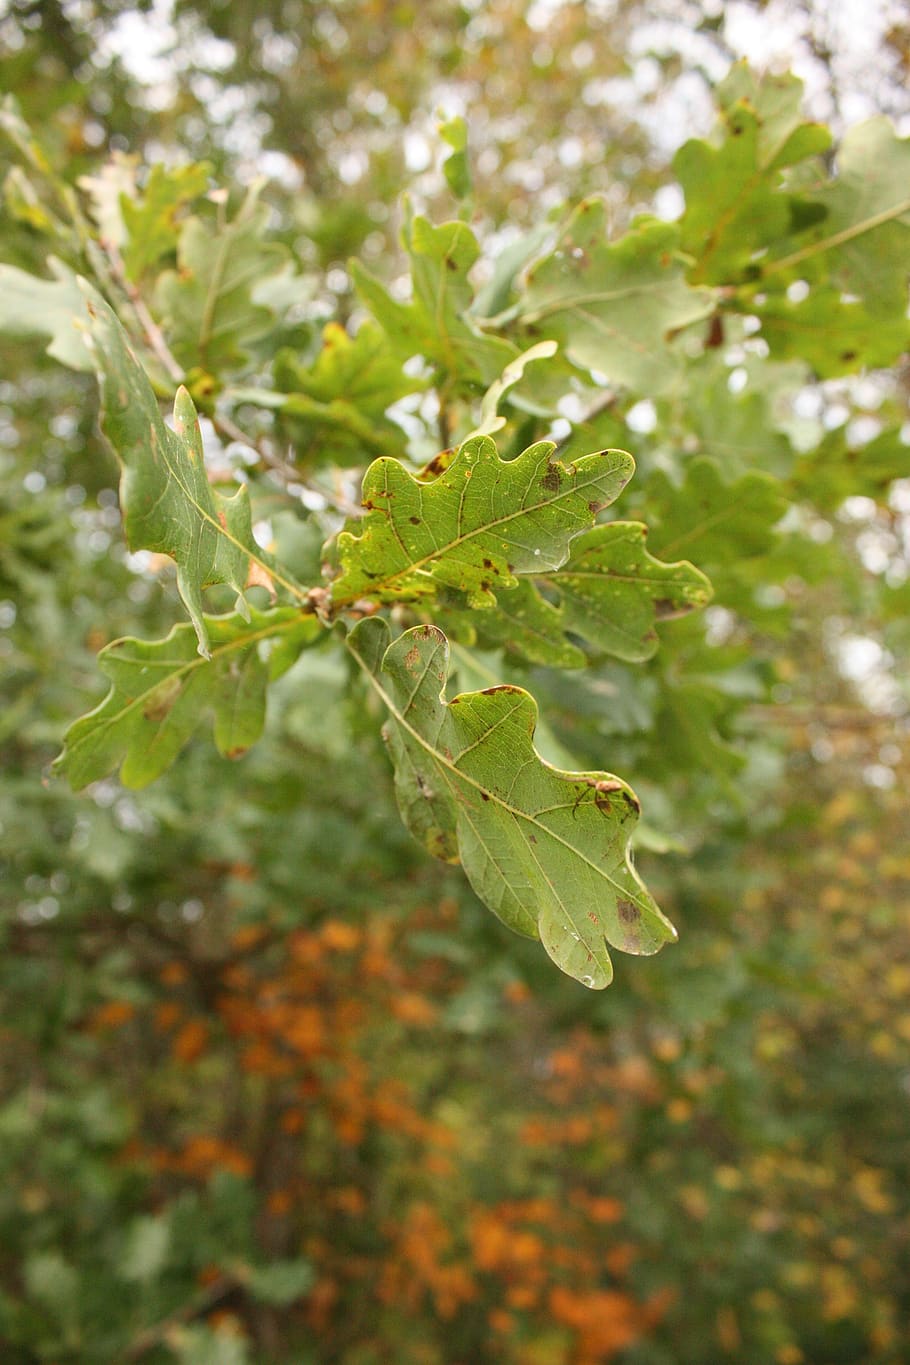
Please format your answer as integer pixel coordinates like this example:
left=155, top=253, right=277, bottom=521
left=347, top=616, right=677, bottom=989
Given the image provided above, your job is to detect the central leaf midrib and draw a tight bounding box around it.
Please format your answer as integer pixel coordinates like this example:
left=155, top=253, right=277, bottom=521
left=335, top=454, right=625, bottom=605
left=73, top=615, right=302, bottom=746
left=349, top=633, right=656, bottom=916
left=156, top=435, right=306, bottom=603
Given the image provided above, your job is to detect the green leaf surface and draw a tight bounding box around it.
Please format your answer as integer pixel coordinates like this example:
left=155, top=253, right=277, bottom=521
left=120, top=160, right=212, bottom=280
left=675, top=63, right=830, bottom=283
left=119, top=1215, right=170, bottom=1282
left=449, top=522, right=712, bottom=667
left=753, top=288, right=910, bottom=377
left=793, top=425, right=910, bottom=508
left=263, top=319, right=414, bottom=463
left=155, top=185, right=289, bottom=370
left=348, top=617, right=676, bottom=989
left=80, top=288, right=304, bottom=652
left=517, top=202, right=714, bottom=393
left=0, top=257, right=92, bottom=370
left=764, top=118, right=910, bottom=313
left=643, top=457, right=788, bottom=566
left=329, top=434, right=634, bottom=610
left=683, top=362, right=795, bottom=477
left=467, top=339, right=558, bottom=438
left=350, top=213, right=517, bottom=386
left=439, top=114, right=472, bottom=199
left=55, top=607, right=321, bottom=790
left=244, top=1259, right=315, bottom=1305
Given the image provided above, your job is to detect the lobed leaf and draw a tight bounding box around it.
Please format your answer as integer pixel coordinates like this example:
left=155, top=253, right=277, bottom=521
left=764, top=118, right=910, bottom=314
left=517, top=201, right=715, bottom=394
left=348, top=617, right=677, bottom=989
left=675, top=63, right=831, bottom=284
left=350, top=213, right=517, bottom=387
left=56, top=607, right=321, bottom=790
left=328, top=434, right=634, bottom=611
left=154, top=185, right=290, bottom=370
left=120, top=161, right=212, bottom=280
left=445, top=523, right=713, bottom=667
left=79, top=287, right=304, bottom=654
left=0, top=257, right=92, bottom=371
left=642, top=457, right=788, bottom=567
left=754, top=288, right=910, bottom=378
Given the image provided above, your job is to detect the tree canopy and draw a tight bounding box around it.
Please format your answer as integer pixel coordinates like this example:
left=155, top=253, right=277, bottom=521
left=1, top=2, right=909, bottom=1361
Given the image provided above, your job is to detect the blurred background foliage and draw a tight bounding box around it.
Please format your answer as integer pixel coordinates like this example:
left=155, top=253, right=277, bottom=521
left=1, top=1, right=909, bottom=1361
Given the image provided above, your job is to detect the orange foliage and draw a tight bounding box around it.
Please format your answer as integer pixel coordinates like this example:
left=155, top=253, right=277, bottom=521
left=102, top=904, right=670, bottom=1358
left=549, top=1285, right=646, bottom=1360
left=87, top=1000, right=135, bottom=1030
left=159, top=1135, right=253, bottom=1179
left=172, top=1018, right=208, bottom=1063
left=379, top=1203, right=477, bottom=1320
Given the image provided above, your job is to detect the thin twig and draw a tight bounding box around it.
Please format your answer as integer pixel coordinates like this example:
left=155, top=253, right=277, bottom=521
left=102, top=241, right=186, bottom=384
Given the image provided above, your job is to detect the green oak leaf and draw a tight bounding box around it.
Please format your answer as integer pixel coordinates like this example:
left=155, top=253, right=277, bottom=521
left=446, top=523, right=713, bottom=667
left=0, top=257, right=92, bottom=371
left=328, top=434, right=634, bottom=611
left=683, top=361, right=795, bottom=478
left=120, top=160, right=212, bottom=280
left=259, top=320, right=415, bottom=465
left=793, top=425, right=910, bottom=509
left=348, top=617, right=676, bottom=988
left=56, top=607, right=321, bottom=790
left=516, top=201, right=714, bottom=394
left=642, top=457, right=788, bottom=567
left=350, top=213, right=517, bottom=387
left=79, top=287, right=303, bottom=654
left=155, top=184, right=289, bottom=370
left=763, top=118, right=910, bottom=314
left=754, top=288, right=910, bottom=377
left=439, top=114, right=471, bottom=200
left=675, top=63, right=830, bottom=284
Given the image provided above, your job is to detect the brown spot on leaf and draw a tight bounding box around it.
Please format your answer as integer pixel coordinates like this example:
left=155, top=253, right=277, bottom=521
left=617, top=899, right=638, bottom=925
left=588, top=777, right=624, bottom=812
left=409, top=515, right=421, bottom=525
left=143, top=694, right=178, bottom=723
left=588, top=500, right=604, bottom=516
left=541, top=464, right=561, bottom=493
left=480, top=791, right=490, bottom=801
left=225, top=746, right=249, bottom=760
left=653, top=598, right=677, bottom=619
left=404, top=645, right=421, bottom=670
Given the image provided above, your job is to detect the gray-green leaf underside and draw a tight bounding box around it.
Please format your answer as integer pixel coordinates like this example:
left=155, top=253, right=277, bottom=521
left=329, top=435, right=634, bottom=611
left=56, top=607, right=321, bottom=790
left=348, top=617, right=676, bottom=989
left=517, top=201, right=715, bottom=393
left=0, top=257, right=92, bottom=371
